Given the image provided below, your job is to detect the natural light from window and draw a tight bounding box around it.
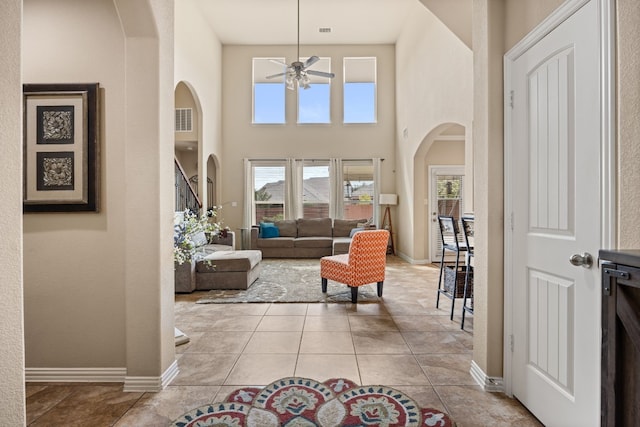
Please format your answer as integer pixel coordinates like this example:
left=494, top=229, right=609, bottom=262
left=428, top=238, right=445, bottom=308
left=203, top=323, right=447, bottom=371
left=344, top=57, right=377, bottom=123
left=302, top=163, right=330, bottom=218
left=298, top=57, right=331, bottom=124
left=253, top=58, right=286, bottom=124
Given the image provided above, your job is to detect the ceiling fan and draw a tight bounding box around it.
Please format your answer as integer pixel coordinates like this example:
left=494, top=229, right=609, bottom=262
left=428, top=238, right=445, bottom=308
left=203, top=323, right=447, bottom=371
left=265, top=0, right=335, bottom=90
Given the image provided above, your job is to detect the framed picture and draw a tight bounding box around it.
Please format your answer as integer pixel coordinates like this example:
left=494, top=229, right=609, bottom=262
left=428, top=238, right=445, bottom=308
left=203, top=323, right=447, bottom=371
left=23, top=83, right=100, bottom=212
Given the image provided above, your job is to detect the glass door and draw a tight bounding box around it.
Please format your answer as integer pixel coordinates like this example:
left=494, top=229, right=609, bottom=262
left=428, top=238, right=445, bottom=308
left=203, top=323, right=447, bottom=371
left=430, top=166, right=465, bottom=262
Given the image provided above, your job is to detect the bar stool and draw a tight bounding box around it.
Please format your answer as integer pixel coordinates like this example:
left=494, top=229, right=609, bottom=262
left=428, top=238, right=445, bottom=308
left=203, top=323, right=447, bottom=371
left=436, top=215, right=468, bottom=320
left=460, top=216, right=474, bottom=329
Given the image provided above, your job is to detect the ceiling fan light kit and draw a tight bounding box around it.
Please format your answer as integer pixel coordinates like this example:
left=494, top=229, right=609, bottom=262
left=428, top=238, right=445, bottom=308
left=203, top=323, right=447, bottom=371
left=265, top=0, right=335, bottom=90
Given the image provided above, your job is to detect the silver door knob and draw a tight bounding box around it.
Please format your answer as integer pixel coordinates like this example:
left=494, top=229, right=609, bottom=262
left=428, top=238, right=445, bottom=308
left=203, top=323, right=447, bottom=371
left=569, top=252, right=593, bottom=268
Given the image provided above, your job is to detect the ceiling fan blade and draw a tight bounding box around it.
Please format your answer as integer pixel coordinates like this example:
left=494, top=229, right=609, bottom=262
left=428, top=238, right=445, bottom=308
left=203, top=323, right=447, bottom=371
left=268, top=58, right=289, bottom=67
left=306, top=69, right=335, bottom=79
left=265, top=72, right=286, bottom=79
left=303, top=55, right=320, bottom=68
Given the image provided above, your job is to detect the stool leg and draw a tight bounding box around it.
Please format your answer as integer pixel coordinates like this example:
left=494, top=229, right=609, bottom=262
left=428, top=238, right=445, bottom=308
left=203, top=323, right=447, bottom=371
left=450, top=253, right=459, bottom=320
left=436, top=247, right=446, bottom=308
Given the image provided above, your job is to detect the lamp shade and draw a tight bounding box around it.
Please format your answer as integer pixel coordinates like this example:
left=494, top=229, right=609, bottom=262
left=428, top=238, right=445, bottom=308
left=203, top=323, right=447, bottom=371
left=379, top=194, right=398, bottom=205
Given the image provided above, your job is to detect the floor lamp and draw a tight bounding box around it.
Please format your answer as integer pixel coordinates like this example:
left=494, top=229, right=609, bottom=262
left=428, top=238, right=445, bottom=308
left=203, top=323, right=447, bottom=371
left=379, top=194, right=398, bottom=255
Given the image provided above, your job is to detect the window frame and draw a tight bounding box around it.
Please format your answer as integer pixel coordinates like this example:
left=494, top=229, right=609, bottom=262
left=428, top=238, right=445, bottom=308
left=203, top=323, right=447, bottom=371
left=343, top=57, right=377, bottom=124
left=252, top=57, right=287, bottom=125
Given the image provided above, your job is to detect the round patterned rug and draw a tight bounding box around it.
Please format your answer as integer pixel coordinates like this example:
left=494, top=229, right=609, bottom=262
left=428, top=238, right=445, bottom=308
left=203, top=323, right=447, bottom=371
left=171, top=377, right=455, bottom=427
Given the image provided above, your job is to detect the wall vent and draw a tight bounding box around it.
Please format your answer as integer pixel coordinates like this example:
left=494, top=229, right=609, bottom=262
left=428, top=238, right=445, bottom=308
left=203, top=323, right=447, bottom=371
left=175, top=108, right=193, bottom=132
left=318, top=27, right=332, bottom=33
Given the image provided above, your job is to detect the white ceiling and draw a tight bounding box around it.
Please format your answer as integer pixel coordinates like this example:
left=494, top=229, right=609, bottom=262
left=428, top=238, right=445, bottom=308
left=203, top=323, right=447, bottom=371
left=193, top=0, right=417, bottom=45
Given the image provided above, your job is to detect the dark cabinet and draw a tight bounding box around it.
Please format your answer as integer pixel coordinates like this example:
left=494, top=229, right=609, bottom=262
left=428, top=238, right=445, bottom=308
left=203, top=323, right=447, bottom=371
left=600, top=249, right=640, bottom=427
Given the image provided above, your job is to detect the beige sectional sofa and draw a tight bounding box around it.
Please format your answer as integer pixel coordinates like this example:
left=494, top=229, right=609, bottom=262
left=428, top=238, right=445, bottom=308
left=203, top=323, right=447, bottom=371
left=250, top=218, right=368, bottom=258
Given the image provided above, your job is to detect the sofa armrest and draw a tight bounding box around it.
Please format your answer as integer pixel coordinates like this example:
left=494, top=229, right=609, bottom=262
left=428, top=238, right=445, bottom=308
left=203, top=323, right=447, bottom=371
left=209, top=230, right=235, bottom=249
left=250, top=226, right=259, bottom=249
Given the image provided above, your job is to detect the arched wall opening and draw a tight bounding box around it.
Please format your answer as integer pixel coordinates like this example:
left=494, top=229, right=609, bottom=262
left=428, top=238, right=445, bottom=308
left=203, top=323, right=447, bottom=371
left=412, top=123, right=469, bottom=262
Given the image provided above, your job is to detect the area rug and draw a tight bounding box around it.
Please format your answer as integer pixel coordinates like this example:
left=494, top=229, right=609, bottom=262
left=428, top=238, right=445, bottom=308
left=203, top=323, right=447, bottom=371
left=171, top=376, right=455, bottom=427
left=197, top=259, right=379, bottom=304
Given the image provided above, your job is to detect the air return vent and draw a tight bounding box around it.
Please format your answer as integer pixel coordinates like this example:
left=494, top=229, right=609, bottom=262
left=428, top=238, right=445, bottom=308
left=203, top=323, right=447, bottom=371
left=175, top=108, right=192, bottom=132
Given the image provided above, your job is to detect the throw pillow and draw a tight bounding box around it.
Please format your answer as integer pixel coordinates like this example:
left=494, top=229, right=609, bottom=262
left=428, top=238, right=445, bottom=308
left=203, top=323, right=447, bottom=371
left=349, top=227, right=365, bottom=238
left=259, top=222, right=280, bottom=238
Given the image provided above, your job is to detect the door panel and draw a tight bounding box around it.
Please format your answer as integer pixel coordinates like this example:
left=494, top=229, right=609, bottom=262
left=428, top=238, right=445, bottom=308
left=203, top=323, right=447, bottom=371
left=508, top=0, right=601, bottom=425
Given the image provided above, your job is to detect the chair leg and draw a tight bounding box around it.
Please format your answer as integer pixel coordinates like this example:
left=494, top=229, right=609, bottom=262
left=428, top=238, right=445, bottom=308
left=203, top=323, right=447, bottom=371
left=350, top=286, right=358, bottom=304
left=377, top=281, right=383, bottom=297
left=321, top=278, right=328, bottom=293
left=436, top=248, right=446, bottom=308
left=450, top=253, right=460, bottom=320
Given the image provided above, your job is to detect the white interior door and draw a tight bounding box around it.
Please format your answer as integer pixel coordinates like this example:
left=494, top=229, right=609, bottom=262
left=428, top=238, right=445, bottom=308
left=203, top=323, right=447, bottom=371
left=429, top=166, right=464, bottom=262
left=506, top=1, right=611, bottom=425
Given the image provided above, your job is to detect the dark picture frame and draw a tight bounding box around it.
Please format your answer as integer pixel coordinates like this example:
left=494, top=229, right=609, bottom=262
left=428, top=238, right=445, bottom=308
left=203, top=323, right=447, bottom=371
left=23, top=83, right=99, bottom=212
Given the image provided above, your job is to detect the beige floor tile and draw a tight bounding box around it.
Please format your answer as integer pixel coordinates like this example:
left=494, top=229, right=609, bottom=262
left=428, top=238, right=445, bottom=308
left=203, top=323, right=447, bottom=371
left=391, top=385, right=447, bottom=413
left=114, top=385, right=219, bottom=426
left=172, top=353, right=239, bottom=386
left=300, top=331, right=355, bottom=354
left=345, top=303, right=389, bottom=316
left=265, top=303, right=308, bottom=315
left=185, top=331, right=252, bottom=353
left=415, top=353, right=476, bottom=386
left=435, top=385, right=543, bottom=426
left=243, top=331, right=302, bottom=353
left=402, top=331, right=469, bottom=354
left=357, top=354, right=430, bottom=386
left=392, top=315, right=448, bottom=332
left=348, top=315, right=399, bottom=332
left=294, top=354, right=360, bottom=382
left=303, top=315, right=350, bottom=331
left=29, top=384, right=142, bottom=427
left=306, top=303, right=349, bottom=316
left=175, top=331, right=204, bottom=354
left=256, top=315, right=305, bottom=331
left=210, top=303, right=270, bottom=316
left=352, top=331, right=411, bottom=354
left=225, top=354, right=297, bottom=386
left=182, top=315, right=262, bottom=332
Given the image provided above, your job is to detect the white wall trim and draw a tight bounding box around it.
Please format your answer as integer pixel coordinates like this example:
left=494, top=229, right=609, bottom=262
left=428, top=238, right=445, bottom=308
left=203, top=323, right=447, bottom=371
left=397, top=252, right=430, bottom=265
left=470, top=360, right=504, bottom=392
left=124, top=360, right=179, bottom=392
left=503, top=0, right=615, bottom=398
left=25, top=367, right=126, bottom=383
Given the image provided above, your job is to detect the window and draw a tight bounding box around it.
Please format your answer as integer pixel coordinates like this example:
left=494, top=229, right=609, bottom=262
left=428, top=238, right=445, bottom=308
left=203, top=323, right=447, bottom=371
left=253, top=164, right=286, bottom=223
left=298, top=57, right=331, bottom=124
left=253, top=58, right=286, bottom=124
left=302, top=162, right=330, bottom=218
left=343, top=57, right=377, bottom=123
left=343, top=160, right=374, bottom=220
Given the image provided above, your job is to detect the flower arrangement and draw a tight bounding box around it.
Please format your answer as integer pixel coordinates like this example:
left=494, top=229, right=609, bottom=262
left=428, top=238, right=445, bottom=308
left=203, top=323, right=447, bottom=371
left=173, top=208, right=222, bottom=265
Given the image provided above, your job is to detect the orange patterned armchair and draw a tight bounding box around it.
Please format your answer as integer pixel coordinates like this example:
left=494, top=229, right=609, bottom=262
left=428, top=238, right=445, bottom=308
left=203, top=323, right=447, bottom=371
left=320, top=229, right=390, bottom=303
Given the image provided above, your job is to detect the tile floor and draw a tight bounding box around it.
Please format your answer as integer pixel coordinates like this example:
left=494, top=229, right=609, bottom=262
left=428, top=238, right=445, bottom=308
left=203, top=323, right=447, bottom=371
left=25, top=258, right=542, bottom=426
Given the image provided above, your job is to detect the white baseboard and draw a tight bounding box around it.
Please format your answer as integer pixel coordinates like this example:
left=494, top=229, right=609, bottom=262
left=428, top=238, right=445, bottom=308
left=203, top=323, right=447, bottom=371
left=124, top=360, right=179, bottom=392
left=470, top=360, right=505, bottom=392
left=25, top=367, right=126, bottom=383
left=397, top=252, right=430, bottom=265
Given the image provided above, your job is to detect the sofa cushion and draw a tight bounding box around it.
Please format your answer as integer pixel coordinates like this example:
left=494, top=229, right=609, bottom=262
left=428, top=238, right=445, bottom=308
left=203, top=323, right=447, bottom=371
left=197, top=250, right=262, bottom=273
left=332, top=237, right=352, bottom=255
left=297, top=218, right=332, bottom=237
left=275, top=220, right=297, bottom=237
left=258, top=237, right=295, bottom=248
left=294, top=237, right=333, bottom=248
left=333, top=219, right=367, bottom=237
left=349, top=227, right=365, bottom=237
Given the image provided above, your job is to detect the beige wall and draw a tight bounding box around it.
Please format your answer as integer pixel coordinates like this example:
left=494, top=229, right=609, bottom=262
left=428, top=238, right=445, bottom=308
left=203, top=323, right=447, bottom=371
left=220, top=44, right=397, bottom=232
left=175, top=0, right=223, bottom=211
left=505, top=0, right=565, bottom=50
left=23, top=0, right=128, bottom=368
left=0, top=0, right=25, bottom=423
left=617, top=0, right=640, bottom=248
left=396, top=1, right=473, bottom=262
left=21, top=0, right=175, bottom=382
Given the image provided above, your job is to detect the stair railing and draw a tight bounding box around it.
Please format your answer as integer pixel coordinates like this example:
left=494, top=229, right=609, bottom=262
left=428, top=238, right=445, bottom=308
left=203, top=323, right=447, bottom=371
left=175, top=158, right=202, bottom=213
